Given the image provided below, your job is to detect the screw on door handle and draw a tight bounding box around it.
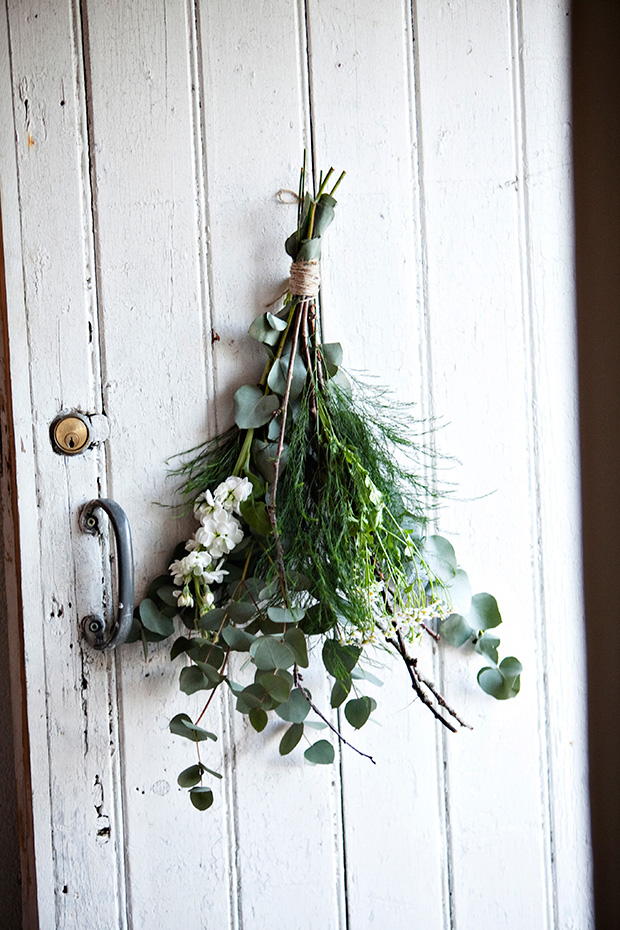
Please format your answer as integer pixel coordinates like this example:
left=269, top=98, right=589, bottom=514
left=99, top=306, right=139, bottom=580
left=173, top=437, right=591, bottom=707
left=80, top=498, right=135, bottom=649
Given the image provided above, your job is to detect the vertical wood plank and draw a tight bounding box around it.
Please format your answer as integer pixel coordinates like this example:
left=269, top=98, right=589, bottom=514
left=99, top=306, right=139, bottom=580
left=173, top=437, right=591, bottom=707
left=306, top=1, right=448, bottom=926
left=5, top=1, right=127, bottom=926
left=414, top=0, right=564, bottom=925
left=196, top=2, right=345, bottom=925
left=80, top=0, right=233, bottom=925
left=0, top=9, right=43, bottom=924
left=518, top=1, right=593, bottom=925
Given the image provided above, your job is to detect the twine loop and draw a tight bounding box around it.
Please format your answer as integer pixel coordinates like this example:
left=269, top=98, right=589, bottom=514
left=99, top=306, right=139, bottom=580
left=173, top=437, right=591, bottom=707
left=290, top=260, right=321, bottom=298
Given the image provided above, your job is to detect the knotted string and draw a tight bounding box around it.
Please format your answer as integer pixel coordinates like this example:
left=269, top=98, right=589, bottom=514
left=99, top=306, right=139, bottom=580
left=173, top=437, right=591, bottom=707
left=289, top=260, right=321, bottom=298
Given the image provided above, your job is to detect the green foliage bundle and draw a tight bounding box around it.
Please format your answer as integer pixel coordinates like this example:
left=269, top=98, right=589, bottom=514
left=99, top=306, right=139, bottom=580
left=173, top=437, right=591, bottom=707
left=131, top=161, right=522, bottom=811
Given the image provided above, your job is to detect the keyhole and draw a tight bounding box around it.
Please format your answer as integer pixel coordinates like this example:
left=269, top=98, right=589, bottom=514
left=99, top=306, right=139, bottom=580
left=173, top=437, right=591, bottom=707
left=67, top=434, right=78, bottom=449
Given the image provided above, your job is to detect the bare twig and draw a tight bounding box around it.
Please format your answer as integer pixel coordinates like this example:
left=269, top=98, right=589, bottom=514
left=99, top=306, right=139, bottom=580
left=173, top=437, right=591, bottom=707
left=293, top=667, right=376, bottom=764
left=300, top=304, right=317, bottom=420
left=375, top=576, right=471, bottom=731
left=419, top=621, right=441, bottom=643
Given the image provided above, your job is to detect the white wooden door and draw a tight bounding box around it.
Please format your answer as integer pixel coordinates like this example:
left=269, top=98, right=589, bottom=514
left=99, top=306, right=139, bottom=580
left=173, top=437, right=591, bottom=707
left=1, top=1, right=591, bottom=928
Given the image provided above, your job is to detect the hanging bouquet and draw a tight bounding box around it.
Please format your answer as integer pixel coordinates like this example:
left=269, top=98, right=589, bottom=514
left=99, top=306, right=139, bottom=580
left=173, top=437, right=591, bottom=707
left=131, top=161, right=521, bottom=811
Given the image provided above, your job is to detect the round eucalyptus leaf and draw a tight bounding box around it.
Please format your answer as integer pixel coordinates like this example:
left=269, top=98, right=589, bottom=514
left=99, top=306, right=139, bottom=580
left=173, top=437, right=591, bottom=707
left=169, top=713, right=216, bottom=742
left=155, top=584, right=179, bottom=608
left=468, top=592, right=502, bottom=631
left=146, top=574, right=173, bottom=600
left=275, top=688, right=311, bottom=723
left=236, top=683, right=268, bottom=714
left=267, top=352, right=307, bottom=401
left=499, top=656, right=523, bottom=682
left=197, top=608, right=228, bottom=632
left=474, top=631, right=501, bottom=665
left=249, top=707, right=268, bottom=732
left=249, top=313, right=284, bottom=346
left=439, top=614, right=474, bottom=648
left=321, top=342, right=343, bottom=376
left=284, top=627, right=309, bottom=668
left=344, top=696, right=376, bottom=729
left=304, top=740, right=335, bottom=765
left=177, top=764, right=205, bottom=788
left=446, top=569, right=472, bottom=616
left=258, top=672, right=292, bottom=704
left=300, top=602, right=337, bottom=635
left=194, top=661, right=223, bottom=686
left=267, top=606, right=306, bottom=625
left=330, top=679, right=351, bottom=708
left=477, top=661, right=522, bottom=700
left=189, top=787, right=214, bottom=811
left=139, top=598, right=174, bottom=637
left=179, top=666, right=210, bottom=695
left=226, top=601, right=258, bottom=624
left=250, top=636, right=296, bottom=670
left=233, top=385, right=280, bottom=430
left=295, top=237, right=322, bottom=262
left=190, top=643, right=225, bottom=670
left=170, top=636, right=193, bottom=661
left=221, top=625, right=256, bottom=652
left=331, top=368, right=352, bottom=395
left=312, top=194, right=336, bottom=237
left=350, top=668, right=383, bottom=687
left=322, top=639, right=361, bottom=681
left=265, top=312, right=288, bottom=332
left=279, top=722, right=304, bottom=756
left=422, top=536, right=457, bottom=582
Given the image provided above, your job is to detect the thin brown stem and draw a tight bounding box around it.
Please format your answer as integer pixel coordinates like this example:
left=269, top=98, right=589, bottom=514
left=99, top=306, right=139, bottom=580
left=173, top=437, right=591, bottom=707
left=419, top=621, right=441, bottom=643
left=293, top=667, right=376, bottom=764
left=374, top=573, right=470, bottom=731
left=300, top=304, right=317, bottom=420
left=195, top=647, right=231, bottom=725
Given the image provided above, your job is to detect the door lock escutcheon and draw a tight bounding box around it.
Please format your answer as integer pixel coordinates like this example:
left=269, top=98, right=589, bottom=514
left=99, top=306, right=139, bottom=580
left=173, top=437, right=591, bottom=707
left=50, top=411, right=110, bottom=456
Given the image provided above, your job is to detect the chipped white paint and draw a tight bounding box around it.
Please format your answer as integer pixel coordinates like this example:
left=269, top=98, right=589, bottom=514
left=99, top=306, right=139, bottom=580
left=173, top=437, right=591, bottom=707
left=0, top=1, right=590, bottom=928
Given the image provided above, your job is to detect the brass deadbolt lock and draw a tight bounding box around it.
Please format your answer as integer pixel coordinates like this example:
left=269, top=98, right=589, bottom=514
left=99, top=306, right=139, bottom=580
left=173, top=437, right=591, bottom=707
left=51, top=412, right=90, bottom=455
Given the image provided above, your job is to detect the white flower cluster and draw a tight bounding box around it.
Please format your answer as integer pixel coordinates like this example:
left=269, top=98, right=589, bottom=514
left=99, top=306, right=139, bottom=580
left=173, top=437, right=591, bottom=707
left=395, top=598, right=450, bottom=639
left=169, top=475, right=253, bottom=609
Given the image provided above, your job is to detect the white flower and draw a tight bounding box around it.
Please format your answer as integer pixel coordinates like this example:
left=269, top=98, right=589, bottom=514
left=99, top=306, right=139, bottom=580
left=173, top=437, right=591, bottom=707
left=203, top=589, right=215, bottom=610
left=213, top=476, right=253, bottom=515
left=173, top=589, right=194, bottom=608
left=169, top=550, right=210, bottom=586
left=194, top=489, right=217, bottom=520
left=201, top=558, right=228, bottom=585
left=195, top=508, right=244, bottom=559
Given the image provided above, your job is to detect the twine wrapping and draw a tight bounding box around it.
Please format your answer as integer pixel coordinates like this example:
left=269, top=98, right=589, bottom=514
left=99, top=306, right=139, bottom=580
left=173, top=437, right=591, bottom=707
left=290, top=260, right=321, bottom=298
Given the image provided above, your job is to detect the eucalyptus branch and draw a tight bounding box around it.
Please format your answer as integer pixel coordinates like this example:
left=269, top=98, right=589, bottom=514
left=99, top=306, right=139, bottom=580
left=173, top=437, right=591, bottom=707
left=293, top=666, right=376, bottom=765
left=267, top=300, right=305, bottom=602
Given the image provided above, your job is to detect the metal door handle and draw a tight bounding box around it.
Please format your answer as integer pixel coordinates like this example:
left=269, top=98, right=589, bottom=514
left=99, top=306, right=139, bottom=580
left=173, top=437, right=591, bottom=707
left=80, top=498, right=135, bottom=649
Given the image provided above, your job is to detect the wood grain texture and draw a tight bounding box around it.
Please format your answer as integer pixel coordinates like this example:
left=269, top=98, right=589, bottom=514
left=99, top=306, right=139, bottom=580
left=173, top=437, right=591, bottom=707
left=80, top=0, right=233, bottom=926
left=306, top=1, right=448, bottom=926
left=196, top=1, right=345, bottom=925
left=0, top=0, right=589, bottom=927
left=518, top=2, right=592, bottom=925
left=5, top=1, right=126, bottom=927
left=413, top=0, right=565, bottom=926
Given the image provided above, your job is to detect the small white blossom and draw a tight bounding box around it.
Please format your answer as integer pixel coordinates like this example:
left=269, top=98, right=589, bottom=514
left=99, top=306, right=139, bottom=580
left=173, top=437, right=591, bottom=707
left=195, top=508, right=244, bottom=559
left=201, top=558, right=228, bottom=585
left=213, top=476, right=253, bottom=515
left=201, top=588, right=215, bottom=612
left=194, top=489, right=217, bottom=520
left=169, top=551, right=205, bottom=586
left=173, top=589, right=194, bottom=608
